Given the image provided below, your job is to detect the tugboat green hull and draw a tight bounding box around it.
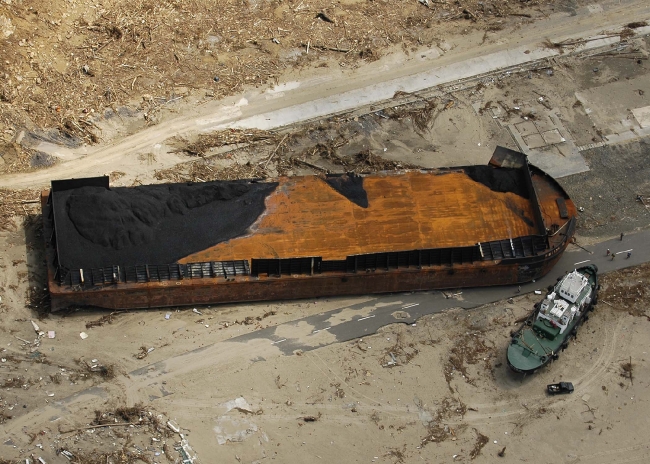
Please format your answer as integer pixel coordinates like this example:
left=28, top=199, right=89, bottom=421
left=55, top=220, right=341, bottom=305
left=507, top=265, right=599, bottom=374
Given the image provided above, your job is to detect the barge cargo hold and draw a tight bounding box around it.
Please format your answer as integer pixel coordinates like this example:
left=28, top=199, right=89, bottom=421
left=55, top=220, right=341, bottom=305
left=42, top=147, right=577, bottom=311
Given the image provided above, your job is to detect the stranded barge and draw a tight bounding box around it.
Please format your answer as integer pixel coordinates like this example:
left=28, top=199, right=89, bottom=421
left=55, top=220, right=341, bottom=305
left=42, top=147, right=577, bottom=311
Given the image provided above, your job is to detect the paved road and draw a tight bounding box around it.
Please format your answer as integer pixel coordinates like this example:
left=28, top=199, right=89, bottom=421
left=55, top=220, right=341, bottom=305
left=229, top=230, right=649, bottom=355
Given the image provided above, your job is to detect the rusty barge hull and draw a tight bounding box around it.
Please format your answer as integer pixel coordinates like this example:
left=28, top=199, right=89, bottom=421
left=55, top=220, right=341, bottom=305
left=44, top=250, right=567, bottom=310
left=43, top=147, right=577, bottom=311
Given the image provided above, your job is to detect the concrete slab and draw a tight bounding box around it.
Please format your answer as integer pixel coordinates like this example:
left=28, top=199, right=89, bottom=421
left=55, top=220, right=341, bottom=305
left=575, top=75, right=650, bottom=135
left=542, top=129, right=566, bottom=145
left=490, top=107, right=503, bottom=118
left=511, top=110, right=589, bottom=178
left=523, top=133, right=547, bottom=149
left=220, top=29, right=650, bottom=132
left=515, top=121, right=539, bottom=137
left=632, top=106, right=650, bottom=128
left=533, top=115, right=557, bottom=133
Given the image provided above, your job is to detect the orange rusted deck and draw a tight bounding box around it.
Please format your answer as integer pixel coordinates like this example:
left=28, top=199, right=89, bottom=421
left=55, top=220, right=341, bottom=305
left=181, top=170, right=540, bottom=263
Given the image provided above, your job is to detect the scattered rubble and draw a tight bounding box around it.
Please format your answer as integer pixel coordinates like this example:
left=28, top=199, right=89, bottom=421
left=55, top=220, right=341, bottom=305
left=469, top=429, right=490, bottom=459
left=444, top=327, right=494, bottom=392
left=85, top=312, right=123, bottom=329
left=598, top=263, right=649, bottom=319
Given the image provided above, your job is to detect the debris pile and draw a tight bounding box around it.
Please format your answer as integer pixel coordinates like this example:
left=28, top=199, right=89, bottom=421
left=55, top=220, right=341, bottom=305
left=47, top=405, right=196, bottom=464
left=176, top=129, right=277, bottom=157
left=0, top=0, right=557, bottom=163
left=420, top=396, right=468, bottom=445
left=598, top=263, right=649, bottom=318
left=444, top=328, right=494, bottom=392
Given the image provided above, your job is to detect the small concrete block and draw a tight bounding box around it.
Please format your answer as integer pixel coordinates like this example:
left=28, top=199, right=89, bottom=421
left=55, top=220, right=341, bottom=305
left=632, top=106, right=650, bottom=128
left=523, top=133, right=546, bottom=149
left=490, top=107, right=503, bottom=118
left=515, top=120, right=538, bottom=136
left=542, top=129, right=565, bottom=145
left=533, top=115, right=556, bottom=132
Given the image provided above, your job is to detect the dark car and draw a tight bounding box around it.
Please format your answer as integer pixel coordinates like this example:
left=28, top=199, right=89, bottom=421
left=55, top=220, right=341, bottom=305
left=547, top=382, right=574, bottom=395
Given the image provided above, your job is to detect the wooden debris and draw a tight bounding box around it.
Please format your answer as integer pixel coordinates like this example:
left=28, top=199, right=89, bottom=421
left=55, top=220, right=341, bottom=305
left=0, top=188, right=40, bottom=230
left=176, top=129, right=277, bottom=157
left=0, top=0, right=557, bottom=161
left=263, top=134, right=289, bottom=168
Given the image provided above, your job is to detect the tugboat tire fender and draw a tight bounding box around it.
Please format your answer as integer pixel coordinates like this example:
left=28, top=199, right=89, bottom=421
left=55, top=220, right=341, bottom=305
left=540, top=356, right=547, bottom=363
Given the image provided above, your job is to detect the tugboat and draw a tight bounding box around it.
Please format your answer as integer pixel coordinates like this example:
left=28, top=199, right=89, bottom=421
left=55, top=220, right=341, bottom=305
left=507, top=264, right=599, bottom=374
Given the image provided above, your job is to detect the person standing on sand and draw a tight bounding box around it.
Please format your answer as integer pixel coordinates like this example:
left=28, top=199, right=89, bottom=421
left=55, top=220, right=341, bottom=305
left=620, top=232, right=624, bottom=241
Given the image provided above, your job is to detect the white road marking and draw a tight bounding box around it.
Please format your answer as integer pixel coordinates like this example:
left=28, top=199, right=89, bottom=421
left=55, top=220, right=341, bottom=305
left=357, top=315, right=376, bottom=321
left=574, top=259, right=591, bottom=265
left=271, top=338, right=287, bottom=344
left=402, top=303, right=420, bottom=309
left=619, top=248, right=633, bottom=253
left=312, top=327, right=331, bottom=333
